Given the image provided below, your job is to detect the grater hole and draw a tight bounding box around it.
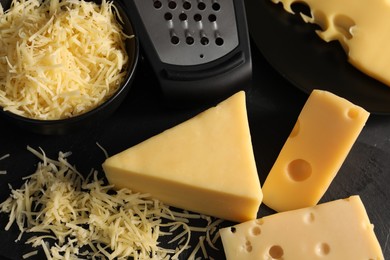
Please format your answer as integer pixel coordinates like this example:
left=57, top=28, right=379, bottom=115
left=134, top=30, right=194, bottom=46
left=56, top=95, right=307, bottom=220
left=212, top=3, right=220, bottom=11
left=198, top=2, right=206, bottom=10
left=208, top=14, right=217, bottom=22
left=215, top=37, right=224, bottom=46
left=153, top=0, right=162, bottom=9
left=164, top=12, right=173, bottom=21
left=201, top=37, right=209, bottom=45
left=168, top=1, right=177, bottom=9
left=171, top=36, right=180, bottom=45
left=183, top=1, right=191, bottom=10
left=179, top=12, right=188, bottom=21
left=194, top=13, right=202, bottom=22
left=186, top=36, right=195, bottom=45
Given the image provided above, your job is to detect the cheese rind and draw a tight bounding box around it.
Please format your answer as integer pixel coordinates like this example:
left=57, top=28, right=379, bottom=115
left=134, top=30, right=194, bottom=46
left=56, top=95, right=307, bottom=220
left=262, top=89, right=369, bottom=212
left=271, top=0, right=390, bottom=87
left=102, top=91, right=262, bottom=222
left=220, top=195, right=384, bottom=260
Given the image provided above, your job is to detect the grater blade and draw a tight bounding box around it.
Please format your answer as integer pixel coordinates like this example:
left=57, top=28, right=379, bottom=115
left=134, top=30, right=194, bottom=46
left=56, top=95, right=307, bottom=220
left=119, top=0, right=252, bottom=107
left=133, top=0, right=239, bottom=66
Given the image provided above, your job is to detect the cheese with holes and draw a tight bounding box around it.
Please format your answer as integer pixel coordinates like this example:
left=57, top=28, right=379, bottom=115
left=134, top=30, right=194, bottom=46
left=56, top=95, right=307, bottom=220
left=102, top=91, right=262, bottom=222
left=219, top=196, right=384, bottom=260
left=262, top=89, right=369, bottom=212
left=271, top=0, right=390, bottom=87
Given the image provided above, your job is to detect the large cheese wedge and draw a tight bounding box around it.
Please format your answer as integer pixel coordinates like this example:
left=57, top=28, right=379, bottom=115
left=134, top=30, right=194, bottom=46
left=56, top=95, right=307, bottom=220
left=262, top=89, right=369, bottom=212
left=271, top=0, right=390, bottom=87
left=219, top=195, right=384, bottom=260
left=102, top=91, right=262, bottom=222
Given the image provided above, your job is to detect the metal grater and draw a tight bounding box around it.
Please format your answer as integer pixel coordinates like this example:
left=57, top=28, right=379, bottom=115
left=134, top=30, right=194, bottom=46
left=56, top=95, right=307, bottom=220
left=119, top=0, right=252, bottom=106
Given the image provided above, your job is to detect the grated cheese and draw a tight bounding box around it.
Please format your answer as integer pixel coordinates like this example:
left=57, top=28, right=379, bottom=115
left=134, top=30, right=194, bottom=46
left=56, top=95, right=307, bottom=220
left=0, top=154, right=10, bottom=160
left=0, top=153, right=9, bottom=174
left=0, top=0, right=131, bottom=120
left=96, top=142, right=109, bottom=159
left=22, top=250, right=38, bottom=259
left=0, top=147, right=225, bottom=259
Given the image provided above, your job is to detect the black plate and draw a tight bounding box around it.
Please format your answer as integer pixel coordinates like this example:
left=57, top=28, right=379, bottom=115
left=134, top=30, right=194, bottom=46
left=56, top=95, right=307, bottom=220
left=244, top=0, right=390, bottom=115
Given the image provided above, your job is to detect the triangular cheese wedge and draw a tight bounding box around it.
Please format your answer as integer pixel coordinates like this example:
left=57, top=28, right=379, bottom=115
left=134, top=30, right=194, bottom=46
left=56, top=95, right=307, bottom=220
left=102, top=91, right=262, bottom=222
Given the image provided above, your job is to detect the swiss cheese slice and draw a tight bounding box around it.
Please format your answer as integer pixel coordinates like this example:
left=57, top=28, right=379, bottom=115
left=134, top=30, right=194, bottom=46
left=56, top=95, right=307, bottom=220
left=219, top=195, right=384, bottom=260
left=262, top=89, right=369, bottom=212
left=271, top=0, right=390, bottom=87
left=102, top=91, right=262, bottom=222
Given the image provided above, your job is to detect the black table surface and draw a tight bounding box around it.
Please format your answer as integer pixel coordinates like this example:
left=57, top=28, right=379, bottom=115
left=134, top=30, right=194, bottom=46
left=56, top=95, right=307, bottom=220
left=0, top=38, right=389, bottom=259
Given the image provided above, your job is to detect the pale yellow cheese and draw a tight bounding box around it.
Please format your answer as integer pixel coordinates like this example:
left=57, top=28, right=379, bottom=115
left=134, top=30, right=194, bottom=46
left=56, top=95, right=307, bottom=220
left=271, top=0, right=390, bottom=87
left=219, top=195, right=384, bottom=260
left=1, top=146, right=219, bottom=259
left=102, top=91, right=262, bottom=222
left=0, top=0, right=130, bottom=119
left=262, top=89, right=369, bottom=212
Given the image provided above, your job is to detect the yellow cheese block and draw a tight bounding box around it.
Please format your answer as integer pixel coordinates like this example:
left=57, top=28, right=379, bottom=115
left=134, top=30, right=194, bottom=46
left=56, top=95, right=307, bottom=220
left=271, top=0, right=390, bottom=87
left=102, top=91, right=262, bottom=222
left=219, top=195, right=384, bottom=260
left=262, top=89, right=369, bottom=212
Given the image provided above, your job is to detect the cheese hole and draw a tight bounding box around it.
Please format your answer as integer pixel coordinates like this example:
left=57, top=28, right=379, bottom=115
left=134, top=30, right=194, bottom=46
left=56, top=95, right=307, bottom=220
left=304, top=212, right=315, bottom=223
left=250, top=226, right=261, bottom=236
left=245, top=240, right=253, bottom=252
left=255, top=219, right=264, bottom=225
left=316, top=242, right=331, bottom=256
left=347, top=107, right=360, bottom=119
left=230, top=227, right=236, bottom=233
left=291, top=2, right=327, bottom=30
left=291, top=2, right=311, bottom=17
left=269, top=245, right=284, bottom=259
left=289, top=120, right=300, bottom=138
left=312, top=10, right=328, bottom=31
left=334, top=14, right=355, bottom=40
left=287, top=159, right=312, bottom=182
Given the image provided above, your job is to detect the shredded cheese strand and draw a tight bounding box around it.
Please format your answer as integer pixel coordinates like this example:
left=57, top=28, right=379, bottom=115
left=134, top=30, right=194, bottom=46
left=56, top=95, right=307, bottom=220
left=0, top=153, right=10, bottom=174
left=0, top=0, right=131, bottom=120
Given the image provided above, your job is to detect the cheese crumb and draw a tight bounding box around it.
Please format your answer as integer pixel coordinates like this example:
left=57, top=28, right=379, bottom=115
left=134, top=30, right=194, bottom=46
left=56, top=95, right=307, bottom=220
left=0, top=0, right=131, bottom=120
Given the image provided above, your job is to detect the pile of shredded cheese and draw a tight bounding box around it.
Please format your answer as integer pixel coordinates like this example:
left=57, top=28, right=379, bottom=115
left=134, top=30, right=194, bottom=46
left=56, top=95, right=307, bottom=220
left=0, top=147, right=223, bottom=259
left=0, top=0, right=131, bottom=120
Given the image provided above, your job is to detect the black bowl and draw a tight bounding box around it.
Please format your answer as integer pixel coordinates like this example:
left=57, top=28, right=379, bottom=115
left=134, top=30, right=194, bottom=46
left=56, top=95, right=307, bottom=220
left=0, top=0, right=139, bottom=135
